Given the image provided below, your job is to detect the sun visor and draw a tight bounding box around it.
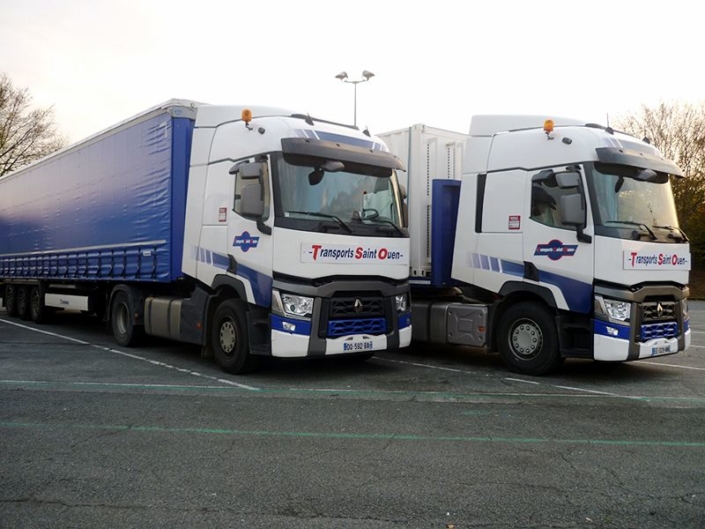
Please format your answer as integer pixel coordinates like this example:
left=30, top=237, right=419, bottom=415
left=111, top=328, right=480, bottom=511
left=595, top=147, right=684, bottom=177
left=281, top=137, right=405, bottom=171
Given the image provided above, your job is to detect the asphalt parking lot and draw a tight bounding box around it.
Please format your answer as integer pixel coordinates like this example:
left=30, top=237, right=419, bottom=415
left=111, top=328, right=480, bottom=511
left=1, top=302, right=704, bottom=528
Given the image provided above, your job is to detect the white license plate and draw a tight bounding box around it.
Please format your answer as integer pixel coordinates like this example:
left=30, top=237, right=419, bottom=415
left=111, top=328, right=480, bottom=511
left=651, top=345, right=671, bottom=357
left=343, top=340, right=374, bottom=352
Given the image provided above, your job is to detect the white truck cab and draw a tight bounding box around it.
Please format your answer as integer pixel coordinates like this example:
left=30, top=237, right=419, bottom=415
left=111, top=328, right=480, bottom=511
left=182, top=106, right=412, bottom=371
left=381, top=117, right=690, bottom=375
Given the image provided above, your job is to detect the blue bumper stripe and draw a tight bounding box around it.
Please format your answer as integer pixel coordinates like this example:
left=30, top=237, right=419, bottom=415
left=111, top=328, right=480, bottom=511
left=594, top=320, right=630, bottom=340
left=271, top=315, right=311, bottom=336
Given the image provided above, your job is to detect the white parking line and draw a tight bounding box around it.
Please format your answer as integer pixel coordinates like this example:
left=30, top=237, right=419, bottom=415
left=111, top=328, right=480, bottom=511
left=505, top=378, right=540, bottom=385
left=0, top=318, right=90, bottom=344
left=377, top=357, right=624, bottom=397
left=0, top=318, right=259, bottom=391
left=640, top=361, right=705, bottom=372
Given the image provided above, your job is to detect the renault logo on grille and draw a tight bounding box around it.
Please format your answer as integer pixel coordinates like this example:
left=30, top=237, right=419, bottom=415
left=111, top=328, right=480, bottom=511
left=657, top=303, right=664, bottom=317
left=354, top=298, right=364, bottom=313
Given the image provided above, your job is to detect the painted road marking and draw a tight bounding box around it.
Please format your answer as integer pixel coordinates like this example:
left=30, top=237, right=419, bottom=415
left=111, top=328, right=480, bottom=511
left=0, top=318, right=259, bottom=391
left=378, top=357, right=628, bottom=398
left=0, top=420, right=703, bottom=448
left=641, top=361, right=705, bottom=372
left=505, top=378, right=540, bottom=385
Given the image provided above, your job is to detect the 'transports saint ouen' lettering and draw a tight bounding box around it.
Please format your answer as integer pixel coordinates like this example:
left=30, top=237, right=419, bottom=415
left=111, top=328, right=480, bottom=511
left=310, top=245, right=403, bottom=261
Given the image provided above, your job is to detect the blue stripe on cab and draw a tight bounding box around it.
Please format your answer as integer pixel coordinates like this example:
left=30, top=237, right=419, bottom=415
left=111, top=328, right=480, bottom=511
left=500, top=260, right=524, bottom=277
left=236, top=262, right=272, bottom=307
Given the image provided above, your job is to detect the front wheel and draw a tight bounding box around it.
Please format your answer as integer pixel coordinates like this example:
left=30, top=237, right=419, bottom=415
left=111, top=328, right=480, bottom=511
left=497, top=302, right=563, bottom=376
left=211, top=300, right=259, bottom=374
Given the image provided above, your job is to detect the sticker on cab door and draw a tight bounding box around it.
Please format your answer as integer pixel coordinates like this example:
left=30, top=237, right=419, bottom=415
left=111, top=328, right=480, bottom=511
left=534, top=240, right=577, bottom=261
left=233, top=231, right=260, bottom=252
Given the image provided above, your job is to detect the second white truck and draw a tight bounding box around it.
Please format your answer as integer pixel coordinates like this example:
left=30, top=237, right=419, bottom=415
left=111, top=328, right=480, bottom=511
left=380, top=117, right=691, bottom=375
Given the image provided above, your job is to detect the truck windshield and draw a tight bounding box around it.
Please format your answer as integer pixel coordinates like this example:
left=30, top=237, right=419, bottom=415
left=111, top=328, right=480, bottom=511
left=271, top=152, right=405, bottom=236
left=589, top=162, right=681, bottom=242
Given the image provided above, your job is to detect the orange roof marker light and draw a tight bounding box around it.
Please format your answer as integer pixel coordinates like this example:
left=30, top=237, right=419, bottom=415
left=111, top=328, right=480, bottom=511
left=544, top=119, right=554, bottom=140
left=242, top=108, right=253, bottom=130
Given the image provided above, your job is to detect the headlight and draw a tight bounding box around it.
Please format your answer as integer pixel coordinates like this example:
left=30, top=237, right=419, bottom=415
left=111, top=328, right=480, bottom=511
left=279, top=292, right=313, bottom=318
left=594, top=295, right=630, bottom=322
left=395, top=293, right=409, bottom=313
left=683, top=298, right=689, bottom=318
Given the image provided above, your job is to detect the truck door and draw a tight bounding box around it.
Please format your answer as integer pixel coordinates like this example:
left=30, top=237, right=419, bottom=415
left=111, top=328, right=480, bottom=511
left=522, top=167, right=594, bottom=314
left=227, top=158, right=274, bottom=308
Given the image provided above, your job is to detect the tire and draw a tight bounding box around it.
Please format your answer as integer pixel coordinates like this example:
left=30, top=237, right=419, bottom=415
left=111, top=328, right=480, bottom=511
left=16, top=286, right=31, bottom=321
left=30, top=285, right=48, bottom=323
left=211, top=299, right=259, bottom=374
left=111, top=290, right=143, bottom=347
left=4, top=284, right=18, bottom=317
left=497, top=302, right=564, bottom=376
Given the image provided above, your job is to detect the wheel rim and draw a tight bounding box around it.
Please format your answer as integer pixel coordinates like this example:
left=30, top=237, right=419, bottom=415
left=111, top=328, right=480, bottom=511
left=115, top=303, right=129, bottom=336
left=219, top=319, right=238, bottom=355
left=510, top=318, right=544, bottom=359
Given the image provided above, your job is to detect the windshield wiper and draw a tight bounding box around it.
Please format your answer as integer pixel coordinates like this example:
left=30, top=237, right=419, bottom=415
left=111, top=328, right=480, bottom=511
left=653, top=225, right=689, bottom=242
left=288, top=211, right=353, bottom=234
left=605, top=220, right=657, bottom=240
left=366, top=218, right=406, bottom=237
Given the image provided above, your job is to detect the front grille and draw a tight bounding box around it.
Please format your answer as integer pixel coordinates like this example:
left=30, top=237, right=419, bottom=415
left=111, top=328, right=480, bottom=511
left=328, top=318, right=387, bottom=337
left=320, top=294, right=390, bottom=338
left=641, top=301, right=676, bottom=322
left=641, top=322, right=678, bottom=341
left=329, top=296, right=384, bottom=318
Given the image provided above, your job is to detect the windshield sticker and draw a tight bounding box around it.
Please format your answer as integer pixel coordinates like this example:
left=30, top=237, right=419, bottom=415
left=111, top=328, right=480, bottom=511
left=233, top=231, right=260, bottom=252
left=534, top=240, right=578, bottom=261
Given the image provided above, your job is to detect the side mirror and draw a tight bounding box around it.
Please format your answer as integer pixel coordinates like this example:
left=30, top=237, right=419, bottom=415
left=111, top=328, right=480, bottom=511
left=560, top=194, right=584, bottom=225
left=556, top=171, right=581, bottom=189
left=230, top=162, right=263, bottom=178
left=560, top=193, right=590, bottom=244
left=240, top=183, right=264, bottom=217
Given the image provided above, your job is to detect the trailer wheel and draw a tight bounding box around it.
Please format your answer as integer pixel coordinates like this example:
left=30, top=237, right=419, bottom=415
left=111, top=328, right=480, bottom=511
left=16, top=286, right=31, bottom=320
left=111, top=290, right=143, bottom=347
left=4, top=284, right=18, bottom=317
left=211, top=300, right=259, bottom=374
left=497, top=302, right=563, bottom=376
left=30, top=285, right=48, bottom=323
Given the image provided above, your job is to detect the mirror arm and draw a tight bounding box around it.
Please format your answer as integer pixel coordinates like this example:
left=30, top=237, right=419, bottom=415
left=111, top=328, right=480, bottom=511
left=257, top=219, right=272, bottom=236
left=577, top=227, right=592, bottom=244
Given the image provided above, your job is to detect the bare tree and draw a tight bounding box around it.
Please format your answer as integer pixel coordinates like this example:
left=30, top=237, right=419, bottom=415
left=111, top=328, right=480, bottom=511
left=0, top=73, right=68, bottom=177
left=615, top=101, right=705, bottom=263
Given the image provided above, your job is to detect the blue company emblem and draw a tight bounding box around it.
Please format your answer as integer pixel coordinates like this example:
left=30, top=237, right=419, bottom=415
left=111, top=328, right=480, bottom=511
left=534, top=239, right=578, bottom=261
left=233, top=231, right=260, bottom=252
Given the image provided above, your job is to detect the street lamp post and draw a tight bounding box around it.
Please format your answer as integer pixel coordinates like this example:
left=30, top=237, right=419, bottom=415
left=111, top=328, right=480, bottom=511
left=335, top=70, right=375, bottom=127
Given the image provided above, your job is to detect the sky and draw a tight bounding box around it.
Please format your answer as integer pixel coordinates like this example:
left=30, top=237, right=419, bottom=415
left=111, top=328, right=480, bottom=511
left=2, top=0, right=703, bottom=145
